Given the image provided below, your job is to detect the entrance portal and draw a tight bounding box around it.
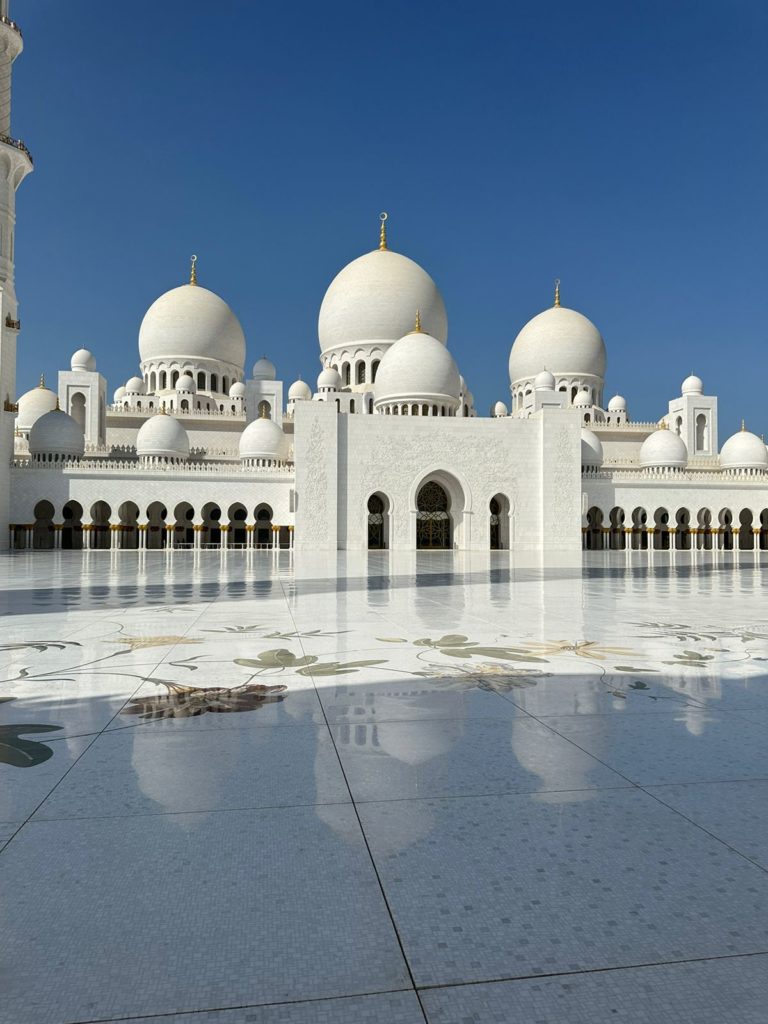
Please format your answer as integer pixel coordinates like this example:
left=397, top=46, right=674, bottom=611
left=416, top=481, right=451, bottom=549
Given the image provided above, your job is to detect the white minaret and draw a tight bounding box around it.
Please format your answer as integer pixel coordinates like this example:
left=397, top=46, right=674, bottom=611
left=0, top=3, right=32, bottom=548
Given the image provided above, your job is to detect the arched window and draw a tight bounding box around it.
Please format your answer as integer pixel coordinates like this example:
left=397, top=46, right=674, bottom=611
left=350, top=399, right=355, bottom=413
left=70, top=392, right=86, bottom=430
left=181, top=399, right=189, bottom=412
left=367, top=493, right=389, bottom=549
left=696, top=413, right=707, bottom=452
left=371, top=360, right=380, bottom=382
left=222, top=376, right=229, bottom=394
left=258, top=400, right=271, bottom=419
left=159, top=371, right=167, bottom=390
left=342, top=363, right=351, bottom=387
left=197, top=371, right=206, bottom=390
left=211, top=374, right=219, bottom=393
left=171, top=370, right=179, bottom=388
left=356, top=362, right=365, bottom=384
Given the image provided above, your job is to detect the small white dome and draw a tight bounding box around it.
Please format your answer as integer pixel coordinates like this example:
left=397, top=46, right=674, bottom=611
left=318, top=248, right=447, bottom=354
left=493, top=401, right=508, bottom=417
left=70, top=348, right=96, bottom=373
left=136, top=413, right=189, bottom=460
left=573, top=389, right=592, bottom=408
left=16, top=381, right=58, bottom=431
left=581, top=427, right=604, bottom=467
left=176, top=374, right=196, bottom=392
left=239, top=416, right=288, bottom=461
left=608, top=394, right=627, bottom=412
left=720, top=428, right=768, bottom=470
left=374, top=328, right=460, bottom=408
left=29, top=409, right=84, bottom=459
left=681, top=374, right=703, bottom=396
left=288, top=379, right=312, bottom=401
left=229, top=381, right=246, bottom=398
left=640, top=427, right=688, bottom=469
left=534, top=369, right=556, bottom=391
left=125, top=376, right=146, bottom=394
left=317, top=367, right=342, bottom=391
left=113, top=386, right=126, bottom=403
left=139, top=283, right=245, bottom=371
left=252, top=356, right=276, bottom=381
left=509, top=305, right=606, bottom=385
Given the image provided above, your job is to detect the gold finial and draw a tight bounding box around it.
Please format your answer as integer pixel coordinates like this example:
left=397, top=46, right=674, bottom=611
left=55, top=396, right=60, bottom=410
left=658, top=418, right=667, bottom=429
left=379, top=212, right=388, bottom=251
left=189, top=254, right=198, bottom=286
left=741, top=418, right=746, bottom=431
left=554, top=279, right=561, bottom=308
left=413, top=309, right=423, bottom=333
left=38, top=373, right=45, bottom=389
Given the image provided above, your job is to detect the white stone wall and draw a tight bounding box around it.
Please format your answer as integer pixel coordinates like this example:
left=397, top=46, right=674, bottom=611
left=294, top=401, right=583, bottom=554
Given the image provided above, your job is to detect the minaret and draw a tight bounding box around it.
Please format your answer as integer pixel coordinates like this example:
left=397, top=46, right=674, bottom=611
left=0, top=3, right=32, bottom=548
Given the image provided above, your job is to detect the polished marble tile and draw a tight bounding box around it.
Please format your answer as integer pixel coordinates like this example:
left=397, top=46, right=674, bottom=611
left=543, top=710, right=768, bottom=785
left=0, top=734, right=94, bottom=819
left=0, top=820, right=18, bottom=851
left=334, top=716, right=627, bottom=802
left=647, top=780, right=768, bottom=870
left=0, top=805, right=410, bottom=1024
left=127, top=991, right=424, bottom=1023
left=359, top=788, right=768, bottom=986
left=420, top=954, right=768, bottom=1023
left=34, top=721, right=350, bottom=819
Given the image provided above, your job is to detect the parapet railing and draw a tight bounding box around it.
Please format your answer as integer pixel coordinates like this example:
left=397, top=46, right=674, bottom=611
left=12, top=457, right=294, bottom=475
left=0, top=133, right=32, bottom=164
left=583, top=464, right=768, bottom=482
left=0, top=15, right=21, bottom=37
left=108, top=404, right=245, bottom=419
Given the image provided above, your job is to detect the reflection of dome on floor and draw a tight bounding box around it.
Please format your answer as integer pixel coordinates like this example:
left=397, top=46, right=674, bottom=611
left=511, top=717, right=602, bottom=803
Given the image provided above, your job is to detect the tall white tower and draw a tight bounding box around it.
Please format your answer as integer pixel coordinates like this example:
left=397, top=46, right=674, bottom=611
left=0, top=2, right=32, bottom=548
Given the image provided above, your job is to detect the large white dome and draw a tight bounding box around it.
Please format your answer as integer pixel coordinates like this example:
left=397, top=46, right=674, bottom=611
left=288, top=379, right=312, bottom=401
left=139, top=283, right=245, bottom=371
left=720, top=428, right=768, bottom=470
left=374, top=328, right=460, bottom=408
left=136, top=413, right=189, bottom=461
left=318, top=248, right=448, bottom=355
left=70, top=348, right=96, bottom=372
left=29, top=409, right=84, bottom=459
left=639, top=427, right=687, bottom=469
left=509, top=305, right=606, bottom=385
left=239, top=417, right=288, bottom=461
left=17, top=380, right=57, bottom=431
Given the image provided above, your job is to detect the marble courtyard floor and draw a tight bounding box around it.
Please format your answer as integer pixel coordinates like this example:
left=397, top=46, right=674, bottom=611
left=2, top=549, right=768, bottom=1024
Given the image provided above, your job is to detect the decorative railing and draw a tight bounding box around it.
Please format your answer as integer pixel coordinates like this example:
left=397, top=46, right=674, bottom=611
left=108, top=404, right=246, bottom=419
left=0, top=133, right=31, bottom=164
left=0, top=15, right=21, bottom=37
left=12, top=457, right=294, bottom=476
left=583, top=465, right=768, bottom=482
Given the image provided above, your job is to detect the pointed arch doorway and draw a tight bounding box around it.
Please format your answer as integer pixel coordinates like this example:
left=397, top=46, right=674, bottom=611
left=416, top=481, right=451, bottom=549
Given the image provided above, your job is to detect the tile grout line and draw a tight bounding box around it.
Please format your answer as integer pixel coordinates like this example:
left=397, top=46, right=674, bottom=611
left=277, top=573, right=431, bottom=1024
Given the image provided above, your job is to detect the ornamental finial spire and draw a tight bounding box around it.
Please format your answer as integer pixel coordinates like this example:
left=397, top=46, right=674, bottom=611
left=189, top=254, right=198, bottom=285
left=38, top=373, right=45, bottom=388
left=414, top=309, right=422, bottom=333
left=742, top=418, right=746, bottom=431
left=554, top=278, right=561, bottom=308
left=379, top=212, right=388, bottom=251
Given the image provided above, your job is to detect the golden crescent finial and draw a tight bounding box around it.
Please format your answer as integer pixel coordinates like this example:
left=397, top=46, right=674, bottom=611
left=190, top=254, right=198, bottom=285
left=379, top=212, right=388, bottom=251
left=414, top=309, right=422, bottom=333
left=554, top=278, right=561, bottom=308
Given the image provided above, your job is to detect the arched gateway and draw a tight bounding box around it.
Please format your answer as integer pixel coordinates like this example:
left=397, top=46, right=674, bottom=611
left=416, top=481, right=451, bottom=549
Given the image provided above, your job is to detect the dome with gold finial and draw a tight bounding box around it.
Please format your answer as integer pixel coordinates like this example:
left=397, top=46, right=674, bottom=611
left=16, top=375, right=58, bottom=432
left=509, top=280, right=606, bottom=392
left=139, top=256, right=246, bottom=375
left=373, top=311, right=460, bottom=414
left=318, top=213, right=448, bottom=358
left=719, top=423, right=768, bottom=471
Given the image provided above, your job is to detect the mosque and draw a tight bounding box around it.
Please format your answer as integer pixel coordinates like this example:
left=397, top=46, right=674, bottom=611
left=2, top=13, right=768, bottom=557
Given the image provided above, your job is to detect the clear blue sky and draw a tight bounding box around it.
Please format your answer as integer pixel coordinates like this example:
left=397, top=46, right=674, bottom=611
left=12, top=0, right=768, bottom=435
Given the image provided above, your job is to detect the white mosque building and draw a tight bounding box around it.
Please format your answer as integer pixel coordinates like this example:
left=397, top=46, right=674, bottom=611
left=2, top=12, right=768, bottom=558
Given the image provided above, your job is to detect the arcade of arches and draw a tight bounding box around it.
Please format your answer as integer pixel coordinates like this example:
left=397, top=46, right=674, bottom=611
left=583, top=506, right=768, bottom=551
left=11, top=501, right=293, bottom=551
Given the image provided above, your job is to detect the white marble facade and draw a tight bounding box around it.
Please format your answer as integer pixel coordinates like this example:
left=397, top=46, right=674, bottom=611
left=2, top=18, right=768, bottom=559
